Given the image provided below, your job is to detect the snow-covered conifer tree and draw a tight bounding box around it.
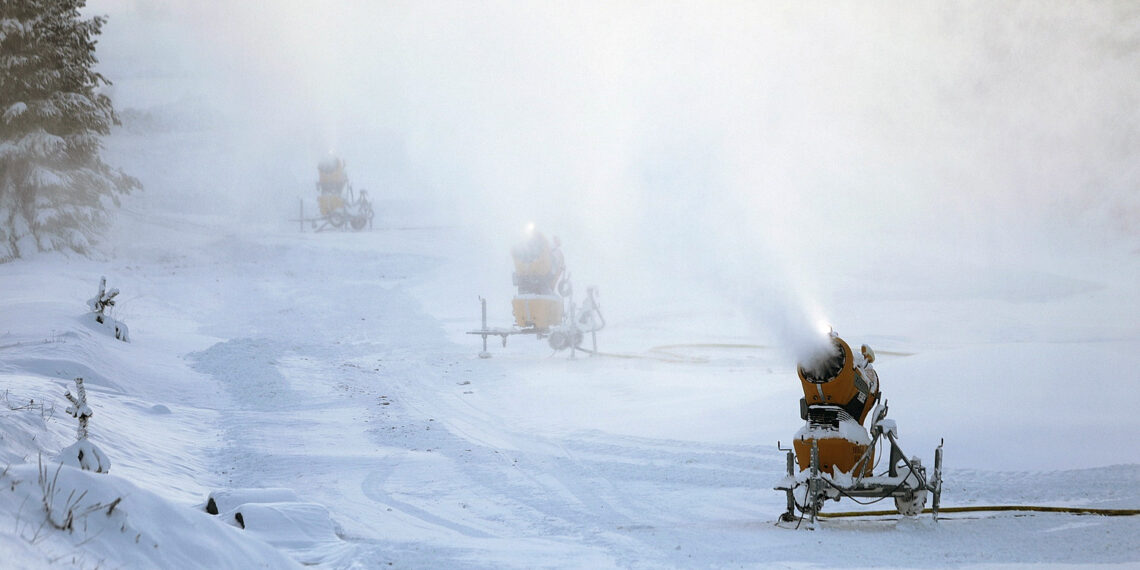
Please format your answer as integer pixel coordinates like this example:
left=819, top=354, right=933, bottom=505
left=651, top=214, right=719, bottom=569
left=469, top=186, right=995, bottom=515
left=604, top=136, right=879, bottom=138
left=0, top=0, right=139, bottom=262
left=59, top=377, right=110, bottom=473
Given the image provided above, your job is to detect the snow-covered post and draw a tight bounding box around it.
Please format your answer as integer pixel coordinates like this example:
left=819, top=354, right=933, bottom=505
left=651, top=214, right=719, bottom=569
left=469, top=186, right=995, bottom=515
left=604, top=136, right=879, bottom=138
left=58, top=377, right=110, bottom=473
left=88, top=276, right=119, bottom=324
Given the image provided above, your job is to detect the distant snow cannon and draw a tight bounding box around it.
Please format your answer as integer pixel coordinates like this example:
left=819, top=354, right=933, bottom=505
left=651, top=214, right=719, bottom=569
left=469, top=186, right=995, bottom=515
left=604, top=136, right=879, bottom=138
left=776, top=331, right=943, bottom=525
left=468, top=227, right=604, bottom=358
left=294, top=154, right=374, bottom=232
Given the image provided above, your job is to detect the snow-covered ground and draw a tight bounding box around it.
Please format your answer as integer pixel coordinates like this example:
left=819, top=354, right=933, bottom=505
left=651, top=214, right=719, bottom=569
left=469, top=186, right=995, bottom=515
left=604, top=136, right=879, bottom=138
left=3, top=191, right=1139, bottom=568
left=4, top=2, right=1140, bottom=568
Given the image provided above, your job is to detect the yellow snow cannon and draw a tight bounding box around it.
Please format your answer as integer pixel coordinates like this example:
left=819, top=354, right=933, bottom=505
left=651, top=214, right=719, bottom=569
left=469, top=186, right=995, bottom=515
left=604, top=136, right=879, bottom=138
left=467, top=229, right=603, bottom=358
left=776, top=331, right=943, bottom=525
left=296, top=155, right=374, bottom=232
left=510, top=229, right=564, bottom=330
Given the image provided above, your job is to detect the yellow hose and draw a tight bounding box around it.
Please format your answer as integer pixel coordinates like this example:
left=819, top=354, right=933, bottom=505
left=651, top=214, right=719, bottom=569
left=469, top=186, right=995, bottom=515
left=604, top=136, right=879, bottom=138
left=818, top=505, right=1140, bottom=518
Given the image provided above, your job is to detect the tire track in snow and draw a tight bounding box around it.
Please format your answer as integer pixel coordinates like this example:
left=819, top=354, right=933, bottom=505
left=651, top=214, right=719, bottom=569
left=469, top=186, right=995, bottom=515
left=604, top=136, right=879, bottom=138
left=372, top=350, right=790, bottom=568
left=359, top=454, right=495, bottom=539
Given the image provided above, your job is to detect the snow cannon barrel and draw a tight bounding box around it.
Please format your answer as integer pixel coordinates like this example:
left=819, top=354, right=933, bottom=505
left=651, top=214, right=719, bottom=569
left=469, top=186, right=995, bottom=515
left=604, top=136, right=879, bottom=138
left=797, top=335, right=879, bottom=425
left=317, top=156, right=347, bottom=195
left=511, top=231, right=555, bottom=294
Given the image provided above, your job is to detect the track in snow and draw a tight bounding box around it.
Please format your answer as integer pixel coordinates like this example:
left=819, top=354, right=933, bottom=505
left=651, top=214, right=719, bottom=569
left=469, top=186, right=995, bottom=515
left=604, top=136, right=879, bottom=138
left=176, top=226, right=1140, bottom=568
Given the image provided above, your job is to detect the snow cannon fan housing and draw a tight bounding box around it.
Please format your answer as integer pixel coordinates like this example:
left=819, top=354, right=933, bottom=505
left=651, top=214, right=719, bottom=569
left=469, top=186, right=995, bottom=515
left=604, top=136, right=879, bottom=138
left=793, top=336, right=880, bottom=477
left=510, top=231, right=563, bottom=330
left=317, top=157, right=348, bottom=215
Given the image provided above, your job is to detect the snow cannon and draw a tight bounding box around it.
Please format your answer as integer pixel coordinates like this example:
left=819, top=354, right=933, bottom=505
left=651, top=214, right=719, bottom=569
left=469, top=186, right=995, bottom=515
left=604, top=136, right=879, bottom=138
left=510, top=229, right=564, bottom=330
left=776, top=331, right=943, bottom=525
left=295, top=154, right=374, bottom=232
left=467, top=229, right=604, bottom=358
left=317, top=155, right=348, bottom=216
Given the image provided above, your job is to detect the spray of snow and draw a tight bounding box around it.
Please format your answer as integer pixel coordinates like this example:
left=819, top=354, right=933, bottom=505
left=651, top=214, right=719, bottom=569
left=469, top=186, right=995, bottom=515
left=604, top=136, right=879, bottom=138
left=94, top=2, right=1140, bottom=365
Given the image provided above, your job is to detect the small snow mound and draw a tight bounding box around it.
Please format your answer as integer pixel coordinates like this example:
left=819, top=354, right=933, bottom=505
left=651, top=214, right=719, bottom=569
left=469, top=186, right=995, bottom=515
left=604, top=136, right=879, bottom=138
left=0, top=463, right=301, bottom=569
left=205, top=487, right=300, bottom=515
left=86, top=312, right=130, bottom=342
left=56, top=439, right=111, bottom=473
left=226, top=501, right=349, bottom=565
left=204, top=488, right=350, bottom=566
left=223, top=502, right=340, bottom=546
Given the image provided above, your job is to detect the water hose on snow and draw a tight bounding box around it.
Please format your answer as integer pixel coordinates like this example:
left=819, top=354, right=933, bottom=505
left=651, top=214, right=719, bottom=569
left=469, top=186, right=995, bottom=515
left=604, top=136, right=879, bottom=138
left=818, top=505, right=1140, bottom=518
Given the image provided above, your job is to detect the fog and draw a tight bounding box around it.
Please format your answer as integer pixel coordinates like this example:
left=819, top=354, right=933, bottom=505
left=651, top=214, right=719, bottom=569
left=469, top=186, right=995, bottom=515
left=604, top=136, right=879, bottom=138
left=89, top=1, right=1139, bottom=356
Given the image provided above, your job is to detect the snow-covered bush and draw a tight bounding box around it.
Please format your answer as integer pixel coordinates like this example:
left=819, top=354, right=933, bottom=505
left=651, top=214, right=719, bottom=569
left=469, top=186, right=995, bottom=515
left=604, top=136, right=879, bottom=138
left=55, top=377, right=110, bottom=473
left=0, top=0, right=140, bottom=262
left=87, top=275, right=129, bottom=341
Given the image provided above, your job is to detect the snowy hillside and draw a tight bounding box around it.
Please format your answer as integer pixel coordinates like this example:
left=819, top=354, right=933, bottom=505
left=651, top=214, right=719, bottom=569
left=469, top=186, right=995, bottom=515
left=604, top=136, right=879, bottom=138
left=4, top=1, right=1140, bottom=568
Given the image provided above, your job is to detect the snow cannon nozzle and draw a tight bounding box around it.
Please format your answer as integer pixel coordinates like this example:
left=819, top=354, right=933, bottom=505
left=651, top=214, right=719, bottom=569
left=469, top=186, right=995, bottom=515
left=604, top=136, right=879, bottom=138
left=796, top=336, right=845, bottom=384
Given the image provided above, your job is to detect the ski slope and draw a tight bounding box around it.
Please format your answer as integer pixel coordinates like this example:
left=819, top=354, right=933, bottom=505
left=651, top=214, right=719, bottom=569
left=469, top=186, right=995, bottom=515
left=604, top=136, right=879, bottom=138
left=2, top=201, right=1139, bottom=568
left=4, top=2, right=1140, bottom=567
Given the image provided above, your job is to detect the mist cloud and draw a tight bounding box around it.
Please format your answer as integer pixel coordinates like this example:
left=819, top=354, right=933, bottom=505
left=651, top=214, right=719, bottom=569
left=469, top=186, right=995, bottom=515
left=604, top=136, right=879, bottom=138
left=91, top=0, right=1139, bottom=349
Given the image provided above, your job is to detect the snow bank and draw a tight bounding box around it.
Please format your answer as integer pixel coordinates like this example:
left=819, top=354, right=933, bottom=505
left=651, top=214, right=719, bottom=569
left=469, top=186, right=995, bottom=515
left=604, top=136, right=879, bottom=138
left=0, top=462, right=300, bottom=569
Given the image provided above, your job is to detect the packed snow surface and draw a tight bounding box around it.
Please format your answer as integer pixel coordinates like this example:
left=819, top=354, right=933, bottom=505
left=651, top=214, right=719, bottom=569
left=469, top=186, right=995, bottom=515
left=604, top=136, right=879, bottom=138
left=2, top=202, right=1139, bottom=568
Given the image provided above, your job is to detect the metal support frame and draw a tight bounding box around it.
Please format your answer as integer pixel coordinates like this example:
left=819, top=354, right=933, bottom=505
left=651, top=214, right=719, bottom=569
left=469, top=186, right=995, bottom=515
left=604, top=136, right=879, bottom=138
left=808, top=439, right=822, bottom=525
left=466, top=293, right=600, bottom=358
left=293, top=190, right=374, bottom=233
left=776, top=426, right=944, bottom=524
left=477, top=297, right=490, bottom=358
left=466, top=295, right=546, bottom=357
